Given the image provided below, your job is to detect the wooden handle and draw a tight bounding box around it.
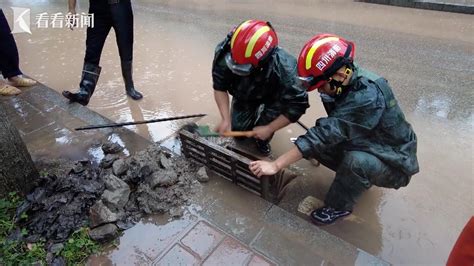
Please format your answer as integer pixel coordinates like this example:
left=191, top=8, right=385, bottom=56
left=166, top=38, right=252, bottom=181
left=221, top=131, right=256, bottom=137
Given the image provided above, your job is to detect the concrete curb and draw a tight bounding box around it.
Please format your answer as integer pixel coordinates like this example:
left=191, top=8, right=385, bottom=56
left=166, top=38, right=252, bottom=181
left=356, top=0, right=474, bottom=14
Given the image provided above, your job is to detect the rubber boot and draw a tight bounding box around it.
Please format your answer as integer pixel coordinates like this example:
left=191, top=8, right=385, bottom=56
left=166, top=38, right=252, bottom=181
left=62, top=63, right=101, bottom=106
left=121, top=60, right=143, bottom=100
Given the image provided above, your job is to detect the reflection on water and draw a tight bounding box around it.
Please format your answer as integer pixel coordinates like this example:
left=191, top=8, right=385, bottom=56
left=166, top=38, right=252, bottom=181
left=415, top=96, right=453, bottom=119
left=92, top=213, right=197, bottom=265
left=414, top=91, right=473, bottom=127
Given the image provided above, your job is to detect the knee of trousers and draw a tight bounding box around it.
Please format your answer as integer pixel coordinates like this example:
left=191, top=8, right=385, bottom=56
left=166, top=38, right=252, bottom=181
left=338, top=151, right=385, bottom=188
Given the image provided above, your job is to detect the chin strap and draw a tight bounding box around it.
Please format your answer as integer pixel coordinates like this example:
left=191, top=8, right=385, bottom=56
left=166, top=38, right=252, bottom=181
left=330, top=67, right=353, bottom=95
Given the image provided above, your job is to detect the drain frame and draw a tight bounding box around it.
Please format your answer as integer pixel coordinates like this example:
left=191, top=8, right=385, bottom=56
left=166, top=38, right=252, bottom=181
left=179, top=130, right=281, bottom=203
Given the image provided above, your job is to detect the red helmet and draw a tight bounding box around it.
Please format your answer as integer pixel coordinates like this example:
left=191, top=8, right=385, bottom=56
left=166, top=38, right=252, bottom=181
left=297, top=34, right=355, bottom=91
left=225, top=20, right=278, bottom=75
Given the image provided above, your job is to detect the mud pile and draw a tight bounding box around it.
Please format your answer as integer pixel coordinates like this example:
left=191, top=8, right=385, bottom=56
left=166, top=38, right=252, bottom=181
left=15, top=141, right=208, bottom=263
left=16, top=160, right=104, bottom=243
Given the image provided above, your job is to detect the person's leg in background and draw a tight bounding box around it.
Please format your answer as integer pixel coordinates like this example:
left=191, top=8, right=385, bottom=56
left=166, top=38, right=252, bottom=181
left=62, top=1, right=111, bottom=105
left=231, top=98, right=259, bottom=131
left=110, top=0, right=143, bottom=100
left=0, top=9, right=35, bottom=95
left=253, top=102, right=283, bottom=155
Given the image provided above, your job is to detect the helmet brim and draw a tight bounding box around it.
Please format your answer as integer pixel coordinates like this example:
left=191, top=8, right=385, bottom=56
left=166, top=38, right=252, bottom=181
left=298, top=76, right=326, bottom=92
left=225, top=53, right=253, bottom=76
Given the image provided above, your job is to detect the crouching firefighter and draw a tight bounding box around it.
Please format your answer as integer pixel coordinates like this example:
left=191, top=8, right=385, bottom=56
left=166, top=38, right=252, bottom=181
left=62, top=0, right=143, bottom=106
left=249, top=34, right=419, bottom=225
left=212, top=20, right=310, bottom=155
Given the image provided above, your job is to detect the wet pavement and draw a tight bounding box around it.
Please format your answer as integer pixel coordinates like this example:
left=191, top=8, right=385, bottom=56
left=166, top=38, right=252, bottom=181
left=86, top=177, right=384, bottom=266
left=1, top=82, right=386, bottom=265
left=1, top=0, right=473, bottom=264
left=0, top=81, right=151, bottom=164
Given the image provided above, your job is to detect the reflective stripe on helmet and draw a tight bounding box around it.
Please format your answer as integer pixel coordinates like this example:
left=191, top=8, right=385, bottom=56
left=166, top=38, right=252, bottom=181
left=245, top=26, right=270, bottom=58
left=231, top=20, right=252, bottom=49
left=305, top=37, right=339, bottom=70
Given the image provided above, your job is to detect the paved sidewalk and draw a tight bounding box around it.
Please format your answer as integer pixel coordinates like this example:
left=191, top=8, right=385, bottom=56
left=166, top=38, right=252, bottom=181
left=88, top=217, right=277, bottom=266
left=0, top=82, right=151, bottom=163
left=1, top=83, right=388, bottom=265
left=86, top=173, right=387, bottom=266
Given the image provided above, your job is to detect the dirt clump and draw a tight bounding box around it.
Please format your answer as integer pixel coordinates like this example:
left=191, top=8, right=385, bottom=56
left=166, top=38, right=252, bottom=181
left=15, top=141, right=203, bottom=263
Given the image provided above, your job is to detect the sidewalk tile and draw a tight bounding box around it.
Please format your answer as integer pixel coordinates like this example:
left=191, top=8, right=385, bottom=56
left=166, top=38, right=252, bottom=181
left=251, top=227, right=326, bottom=265
left=198, top=177, right=272, bottom=245
left=248, top=254, right=275, bottom=266
left=107, top=218, right=193, bottom=262
left=90, top=252, right=151, bottom=266
left=202, top=237, right=253, bottom=266
left=156, top=244, right=199, bottom=266
left=180, top=221, right=225, bottom=259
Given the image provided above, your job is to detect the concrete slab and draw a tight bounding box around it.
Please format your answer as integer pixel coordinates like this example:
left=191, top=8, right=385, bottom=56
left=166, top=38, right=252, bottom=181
left=260, top=205, right=387, bottom=265
left=180, top=221, right=226, bottom=260
left=192, top=172, right=388, bottom=265
left=1, top=82, right=152, bottom=163
left=202, top=237, right=254, bottom=265
left=250, top=227, right=328, bottom=266
left=194, top=174, right=273, bottom=245
left=156, top=244, right=200, bottom=266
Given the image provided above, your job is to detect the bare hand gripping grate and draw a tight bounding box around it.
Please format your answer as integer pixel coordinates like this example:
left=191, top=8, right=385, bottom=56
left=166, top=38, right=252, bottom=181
left=179, top=130, right=295, bottom=204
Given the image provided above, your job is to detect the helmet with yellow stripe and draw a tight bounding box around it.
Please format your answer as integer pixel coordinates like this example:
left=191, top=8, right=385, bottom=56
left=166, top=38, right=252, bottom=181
left=297, top=34, right=355, bottom=92
left=225, top=20, right=278, bottom=76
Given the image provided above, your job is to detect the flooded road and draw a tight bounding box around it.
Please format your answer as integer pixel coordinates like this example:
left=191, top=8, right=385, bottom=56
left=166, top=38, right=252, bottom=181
left=1, top=0, right=473, bottom=264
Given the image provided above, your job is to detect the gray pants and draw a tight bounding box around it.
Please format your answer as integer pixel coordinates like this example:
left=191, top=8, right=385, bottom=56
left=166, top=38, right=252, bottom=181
left=316, top=150, right=411, bottom=211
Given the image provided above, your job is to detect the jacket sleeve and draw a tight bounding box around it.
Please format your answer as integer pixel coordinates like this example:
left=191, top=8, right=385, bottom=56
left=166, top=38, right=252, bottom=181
left=275, top=53, right=310, bottom=122
left=295, top=85, right=385, bottom=159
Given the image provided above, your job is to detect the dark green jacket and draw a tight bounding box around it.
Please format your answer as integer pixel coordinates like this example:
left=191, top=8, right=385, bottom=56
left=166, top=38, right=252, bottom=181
left=212, top=39, right=309, bottom=123
left=295, top=66, right=419, bottom=176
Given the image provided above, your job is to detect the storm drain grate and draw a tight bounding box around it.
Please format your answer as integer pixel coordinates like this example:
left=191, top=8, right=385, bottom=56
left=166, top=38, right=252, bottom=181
left=179, top=130, right=294, bottom=203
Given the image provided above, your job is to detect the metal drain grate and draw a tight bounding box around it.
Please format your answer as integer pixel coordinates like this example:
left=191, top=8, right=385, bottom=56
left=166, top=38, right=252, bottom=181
left=179, top=130, right=289, bottom=203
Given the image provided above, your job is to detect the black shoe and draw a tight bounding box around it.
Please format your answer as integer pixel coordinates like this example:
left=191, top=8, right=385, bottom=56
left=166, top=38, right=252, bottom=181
left=122, top=60, right=143, bottom=100
left=310, top=206, right=351, bottom=225
left=255, top=140, right=271, bottom=156
left=62, top=63, right=101, bottom=106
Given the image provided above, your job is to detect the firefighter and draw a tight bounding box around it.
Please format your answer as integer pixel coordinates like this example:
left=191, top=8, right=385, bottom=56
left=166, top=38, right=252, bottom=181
left=250, top=34, right=419, bottom=225
left=62, top=0, right=143, bottom=106
left=212, top=20, right=309, bottom=155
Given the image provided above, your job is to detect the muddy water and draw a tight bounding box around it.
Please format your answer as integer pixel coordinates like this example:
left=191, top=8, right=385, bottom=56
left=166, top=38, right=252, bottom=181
left=2, top=0, right=473, bottom=264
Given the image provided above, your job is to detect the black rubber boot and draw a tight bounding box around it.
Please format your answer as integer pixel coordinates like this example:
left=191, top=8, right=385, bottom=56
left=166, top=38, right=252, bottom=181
left=121, top=60, right=143, bottom=100
left=62, top=63, right=101, bottom=106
